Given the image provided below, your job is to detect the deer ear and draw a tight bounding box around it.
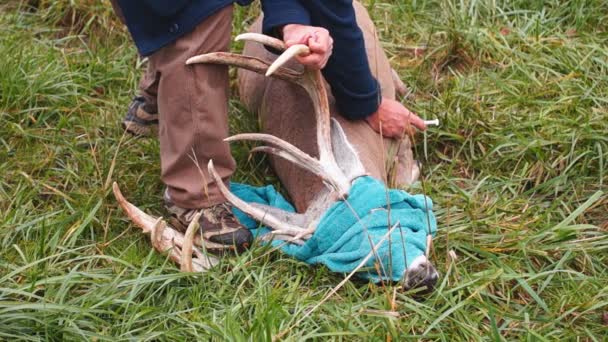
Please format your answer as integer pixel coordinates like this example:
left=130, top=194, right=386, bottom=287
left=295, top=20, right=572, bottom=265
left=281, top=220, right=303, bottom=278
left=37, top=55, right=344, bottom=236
left=330, top=118, right=366, bottom=182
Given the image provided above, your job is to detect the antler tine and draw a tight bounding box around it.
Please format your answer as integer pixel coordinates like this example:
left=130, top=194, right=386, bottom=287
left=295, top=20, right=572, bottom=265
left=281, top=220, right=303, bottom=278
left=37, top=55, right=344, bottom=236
left=186, top=52, right=302, bottom=84
left=227, top=133, right=347, bottom=193
left=207, top=160, right=309, bottom=237
left=150, top=218, right=166, bottom=251
left=113, top=182, right=163, bottom=233
left=233, top=33, right=311, bottom=77
left=250, top=146, right=338, bottom=188
left=235, top=33, right=286, bottom=51
left=266, top=44, right=310, bottom=76
left=180, top=212, right=222, bottom=272
left=226, top=133, right=316, bottom=164
left=227, top=132, right=337, bottom=185
left=181, top=211, right=201, bottom=272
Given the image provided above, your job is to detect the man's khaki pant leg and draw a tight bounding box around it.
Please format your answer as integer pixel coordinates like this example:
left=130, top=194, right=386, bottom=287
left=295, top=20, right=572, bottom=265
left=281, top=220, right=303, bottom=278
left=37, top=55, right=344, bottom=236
left=148, top=5, right=235, bottom=209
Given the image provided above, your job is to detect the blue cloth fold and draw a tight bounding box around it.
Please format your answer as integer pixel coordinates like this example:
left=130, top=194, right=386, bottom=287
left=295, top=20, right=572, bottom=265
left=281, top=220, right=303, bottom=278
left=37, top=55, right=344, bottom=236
left=231, top=176, right=437, bottom=282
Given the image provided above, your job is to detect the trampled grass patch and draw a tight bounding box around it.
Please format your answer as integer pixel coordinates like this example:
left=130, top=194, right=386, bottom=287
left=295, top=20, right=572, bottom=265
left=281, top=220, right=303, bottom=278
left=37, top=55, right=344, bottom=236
left=1, top=0, right=607, bottom=340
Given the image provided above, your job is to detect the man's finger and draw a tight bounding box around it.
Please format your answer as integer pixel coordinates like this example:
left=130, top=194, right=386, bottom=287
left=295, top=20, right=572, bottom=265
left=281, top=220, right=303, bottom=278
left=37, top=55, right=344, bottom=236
left=406, top=112, right=427, bottom=131
left=306, top=39, right=326, bottom=58
left=284, top=32, right=312, bottom=47
left=297, top=54, right=324, bottom=69
left=305, top=36, right=332, bottom=69
left=309, top=31, right=331, bottom=53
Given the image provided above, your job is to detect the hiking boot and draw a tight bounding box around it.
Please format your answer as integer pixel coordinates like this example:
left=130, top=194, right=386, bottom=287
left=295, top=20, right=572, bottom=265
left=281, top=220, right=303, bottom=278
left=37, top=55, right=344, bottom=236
left=164, top=190, right=253, bottom=254
left=122, top=96, right=159, bottom=137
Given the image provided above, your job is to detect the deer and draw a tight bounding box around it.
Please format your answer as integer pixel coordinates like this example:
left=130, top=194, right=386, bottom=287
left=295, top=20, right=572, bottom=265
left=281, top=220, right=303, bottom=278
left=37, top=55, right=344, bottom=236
left=113, top=6, right=439, bottom=292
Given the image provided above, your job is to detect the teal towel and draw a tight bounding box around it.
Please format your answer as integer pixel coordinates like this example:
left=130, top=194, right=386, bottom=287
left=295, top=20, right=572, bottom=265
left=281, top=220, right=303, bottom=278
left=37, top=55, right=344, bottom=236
left=231, top=176, right=437, bottom=282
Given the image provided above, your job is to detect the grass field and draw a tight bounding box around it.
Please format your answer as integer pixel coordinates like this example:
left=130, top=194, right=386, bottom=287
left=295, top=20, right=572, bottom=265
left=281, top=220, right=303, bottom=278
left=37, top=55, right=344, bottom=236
left=1, top=0, right=607, bottom=340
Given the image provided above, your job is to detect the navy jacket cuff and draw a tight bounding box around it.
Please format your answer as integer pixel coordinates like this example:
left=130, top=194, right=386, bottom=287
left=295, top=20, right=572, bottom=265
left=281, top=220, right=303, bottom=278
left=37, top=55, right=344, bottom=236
left=334, top=80, right=382, bottom=120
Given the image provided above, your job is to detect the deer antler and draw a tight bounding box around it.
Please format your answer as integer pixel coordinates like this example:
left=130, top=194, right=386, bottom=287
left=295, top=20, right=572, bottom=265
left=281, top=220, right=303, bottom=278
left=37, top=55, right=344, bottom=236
left=187, top=33, right=352, bottom=196
left=112, top=183, right=220, bottom=272
left=186, top=33, right=359, bottom=243
left=114, top=33, right=439, bottom=291
left=113, top=32, right=362, bottom=262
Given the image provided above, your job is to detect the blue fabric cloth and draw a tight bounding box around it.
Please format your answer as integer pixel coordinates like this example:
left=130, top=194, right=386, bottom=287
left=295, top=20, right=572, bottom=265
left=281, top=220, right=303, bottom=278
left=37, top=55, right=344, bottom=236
left=231, top=176, right=437, bottom=282
left=113, top=0, right=381, bottom=120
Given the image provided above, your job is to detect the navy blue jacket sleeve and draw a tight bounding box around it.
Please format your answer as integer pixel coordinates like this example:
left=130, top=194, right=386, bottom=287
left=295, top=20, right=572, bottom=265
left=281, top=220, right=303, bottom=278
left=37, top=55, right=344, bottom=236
left=301, top=0, right=381, bottom=120
left=141, top=0, right=190, bottom=16
left=261, top=0, right=380, bottom=120
left=261, top=0, right=311, bottom=36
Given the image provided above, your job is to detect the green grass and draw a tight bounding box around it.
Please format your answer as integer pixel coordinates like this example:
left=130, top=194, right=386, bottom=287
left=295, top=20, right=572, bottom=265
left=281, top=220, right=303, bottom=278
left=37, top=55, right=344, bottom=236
left=1, top=0, right=607, bottom=340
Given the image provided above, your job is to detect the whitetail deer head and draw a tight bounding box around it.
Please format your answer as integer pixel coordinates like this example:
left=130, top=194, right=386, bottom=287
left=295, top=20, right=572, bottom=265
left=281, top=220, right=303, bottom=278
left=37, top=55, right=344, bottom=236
left=113, top=33, right=438, bottom=292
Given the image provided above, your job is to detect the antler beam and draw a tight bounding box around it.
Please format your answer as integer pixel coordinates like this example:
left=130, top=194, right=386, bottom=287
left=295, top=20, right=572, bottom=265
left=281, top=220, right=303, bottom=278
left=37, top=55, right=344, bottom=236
left=185, top=33, right=358, bottom=243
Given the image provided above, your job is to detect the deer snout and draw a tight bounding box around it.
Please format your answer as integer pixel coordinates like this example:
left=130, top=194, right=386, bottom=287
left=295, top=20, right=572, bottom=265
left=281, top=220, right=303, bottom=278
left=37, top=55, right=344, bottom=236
left=403, top=255, right=439, bottom=294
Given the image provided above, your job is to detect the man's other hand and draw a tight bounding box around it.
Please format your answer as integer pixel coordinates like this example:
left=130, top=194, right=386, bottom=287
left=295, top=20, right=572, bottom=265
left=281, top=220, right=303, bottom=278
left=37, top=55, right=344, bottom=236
left=365, top=98, right=427, bottom=138
left=282, top=24, right=333, bottom=70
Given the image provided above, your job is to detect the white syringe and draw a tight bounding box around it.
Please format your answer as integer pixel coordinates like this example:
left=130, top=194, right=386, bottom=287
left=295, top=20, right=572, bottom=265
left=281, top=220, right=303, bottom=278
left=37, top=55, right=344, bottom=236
left=424, top=119, right=440, bottom=126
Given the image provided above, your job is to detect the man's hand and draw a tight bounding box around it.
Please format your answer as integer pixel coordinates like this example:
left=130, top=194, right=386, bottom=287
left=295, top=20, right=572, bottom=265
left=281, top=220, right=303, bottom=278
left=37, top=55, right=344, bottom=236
left=282, top=24, right=333, bottom=70
left=365, top=98, right=427, bottom=138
